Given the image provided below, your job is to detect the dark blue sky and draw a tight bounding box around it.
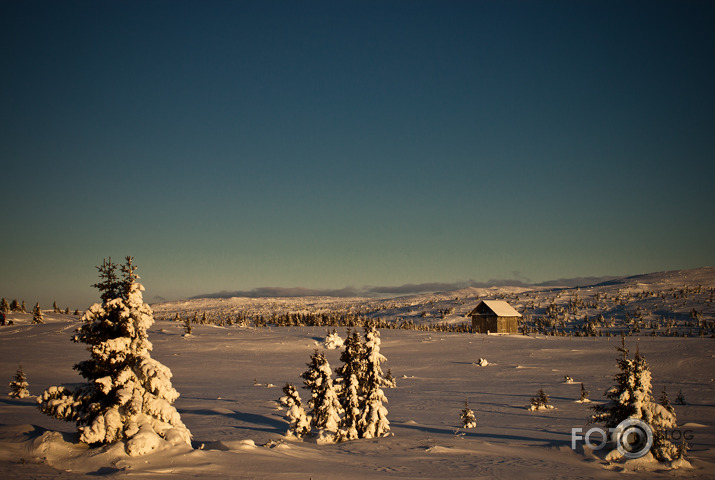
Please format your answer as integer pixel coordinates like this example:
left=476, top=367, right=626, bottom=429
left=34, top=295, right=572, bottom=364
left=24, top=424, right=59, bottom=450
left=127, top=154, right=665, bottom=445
left=2, top=1, right=714, bottom=308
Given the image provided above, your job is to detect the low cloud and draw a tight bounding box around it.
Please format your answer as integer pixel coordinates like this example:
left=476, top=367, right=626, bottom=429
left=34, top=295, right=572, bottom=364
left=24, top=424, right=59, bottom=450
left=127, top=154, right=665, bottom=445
left=191, top=286, right=362, bottom=299
left=364, top=279, right=529, bottom=296
left=191, top=278, right=534, bottom=299
left=190, top=275, right=620, bottom=300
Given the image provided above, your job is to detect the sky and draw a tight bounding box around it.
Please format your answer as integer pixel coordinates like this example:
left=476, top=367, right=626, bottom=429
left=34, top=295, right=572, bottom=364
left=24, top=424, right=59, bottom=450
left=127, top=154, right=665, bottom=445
left=2, top=0, right=714, bottom=309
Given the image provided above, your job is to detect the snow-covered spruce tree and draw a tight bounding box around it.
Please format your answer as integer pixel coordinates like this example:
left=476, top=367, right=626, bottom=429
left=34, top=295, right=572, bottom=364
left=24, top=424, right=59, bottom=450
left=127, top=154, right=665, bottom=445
left=335, top=329, right=366, bottom=442
left=660, top=387, right=675, bottom=415
left=279, top=383, right=311, bottom=439
left=0, top=298, right=9, bottom=314
left=9, top=366, right=30, bottom=398
left=357, top=324, right=390, bottom=438
left=528, top=388, right=554, bottom=411
left=31, top=303, right=44, bottom=324
left=461, top=399, right=476, bottom=428
left=301, top=350, right=342, bottom=443
left=578, top=383, right=590, bottom=403
left=37, top=257, right=191, bottom=455
left=591, top=342, right=681, bottom=461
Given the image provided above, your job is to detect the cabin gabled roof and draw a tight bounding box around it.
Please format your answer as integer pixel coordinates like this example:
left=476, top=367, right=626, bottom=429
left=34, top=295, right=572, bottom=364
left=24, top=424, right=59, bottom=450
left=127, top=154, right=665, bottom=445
left=468, top=300, right=522, bottom=318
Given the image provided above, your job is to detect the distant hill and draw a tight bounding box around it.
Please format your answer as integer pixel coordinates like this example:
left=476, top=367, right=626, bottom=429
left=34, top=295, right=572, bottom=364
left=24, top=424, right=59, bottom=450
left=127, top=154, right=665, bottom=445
left=153, top=267, right=715, bottom=337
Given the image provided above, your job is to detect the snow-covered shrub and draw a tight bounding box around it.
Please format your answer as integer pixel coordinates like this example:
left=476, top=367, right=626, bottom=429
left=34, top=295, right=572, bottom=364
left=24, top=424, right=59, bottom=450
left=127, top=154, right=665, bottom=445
left=9, top=366, right=30, bottom=398
left=279, top=383, right=311, bottom=439
left=323, top=329, right=344, bottom=349
left=461, top=400, right=476, bottom=428
left=476, top=358, right=488, bottom=367
left=37, top=257, right=191, bottom=455
left=591, top=341, right=683, bottom=462
left=528, top=388, right=554, bottom=411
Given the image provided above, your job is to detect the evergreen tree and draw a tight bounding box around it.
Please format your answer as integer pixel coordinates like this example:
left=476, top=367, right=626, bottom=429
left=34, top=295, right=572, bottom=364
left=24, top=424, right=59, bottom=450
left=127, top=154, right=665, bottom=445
left=301, top=350, right=342, bottom=442
left=0, top=298, right=9, bottom=314
left=675, top=389, right=686, bottom=405
left=579, top=383, right=590, bottom=403
left=53, top=301, right=61, bottom=313
left=357, top=325, right=390, bottom=438
left=9, top=299, right=19, bottom=312
left=335, top=329, right=366, bottom=441
left=37, top=257, right=191, bottom=455
left=31, top=303, right=44, bottom=324
left=279, top=383, right=311, bottom=438
left=383, top=368, right=397, bottom=388
left=660, top=387, right=675, bottom=415
left=591, top=341, right=681, bottom=461
left=9, top=366, right=30, bottom=398
left=20, top=301, right=27, bottom=313
left=461, top=399, right=476, bottom=428
left=528, top=388, right=554, bottom=410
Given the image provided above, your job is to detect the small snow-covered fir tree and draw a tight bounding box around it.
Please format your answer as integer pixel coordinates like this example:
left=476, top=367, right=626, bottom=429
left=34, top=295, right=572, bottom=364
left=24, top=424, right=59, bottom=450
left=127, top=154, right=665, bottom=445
left=591, top=341, right=682, bottom=462
left=31, top=303, right=44, bottom=324
left=302, top=350, right=342, bottom=442
left=528, top=388, right=554, bottom=411
left=383, top=368, right=397, bottom=388
left=461, top=399, right=476, bottom=428
left=578, top=382, right=590, bottom=403
left=675, top=389, right=686, bottom=405
left=279, top=383, right=311, bottom=439
left=660, top=386, right=675, bottom=415
left=336, top=329, right=366, bottom=442
left=0, top=298, right=9, bottom=314
left=9, top=366, right=30, bottom=398
left=37, top=257, right=191, bottom=455
left=357, top=324, right=390, bottom=438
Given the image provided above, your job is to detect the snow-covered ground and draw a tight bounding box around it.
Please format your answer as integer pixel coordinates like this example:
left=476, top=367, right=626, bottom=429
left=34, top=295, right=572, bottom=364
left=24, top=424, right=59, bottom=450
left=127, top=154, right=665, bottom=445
left=1, top=312, right=714, bottom=478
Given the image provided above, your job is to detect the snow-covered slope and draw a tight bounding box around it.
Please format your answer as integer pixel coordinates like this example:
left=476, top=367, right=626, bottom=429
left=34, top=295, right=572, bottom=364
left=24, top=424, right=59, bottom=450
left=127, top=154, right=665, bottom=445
left=1, top=268, right=713, bottom=478
left=151, top=267, right=715, bottom=336
left=1, top=315, right=713, bottom=478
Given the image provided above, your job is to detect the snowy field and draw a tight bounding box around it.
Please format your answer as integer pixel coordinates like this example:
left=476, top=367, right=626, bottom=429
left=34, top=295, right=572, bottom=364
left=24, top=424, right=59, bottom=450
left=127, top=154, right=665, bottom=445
left=1, top=312, right=714, bottom=479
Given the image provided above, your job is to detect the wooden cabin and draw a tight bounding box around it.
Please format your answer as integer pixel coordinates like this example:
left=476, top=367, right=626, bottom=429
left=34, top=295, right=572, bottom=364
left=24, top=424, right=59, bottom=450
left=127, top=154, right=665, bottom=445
left=468, top=300, right=521, bottom=334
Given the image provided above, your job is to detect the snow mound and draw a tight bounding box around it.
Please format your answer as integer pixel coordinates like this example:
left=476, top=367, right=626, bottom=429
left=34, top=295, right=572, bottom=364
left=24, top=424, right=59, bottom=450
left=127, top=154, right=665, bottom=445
left=323, top=331, right=344, bottom=349
left=425, top=445, right=453, bottom=454
left=222, top=439, right=257, bottom=451
left=606, top=451, right=693, bottom=472
left=527, top=404, right=556, bottom=411
left=475, top=358, right=488, bottom=366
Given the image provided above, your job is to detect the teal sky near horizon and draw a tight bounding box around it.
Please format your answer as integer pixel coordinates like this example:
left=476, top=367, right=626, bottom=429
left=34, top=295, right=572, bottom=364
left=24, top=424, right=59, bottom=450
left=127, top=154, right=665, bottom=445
left=2, top=1, right=714, bottom=308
